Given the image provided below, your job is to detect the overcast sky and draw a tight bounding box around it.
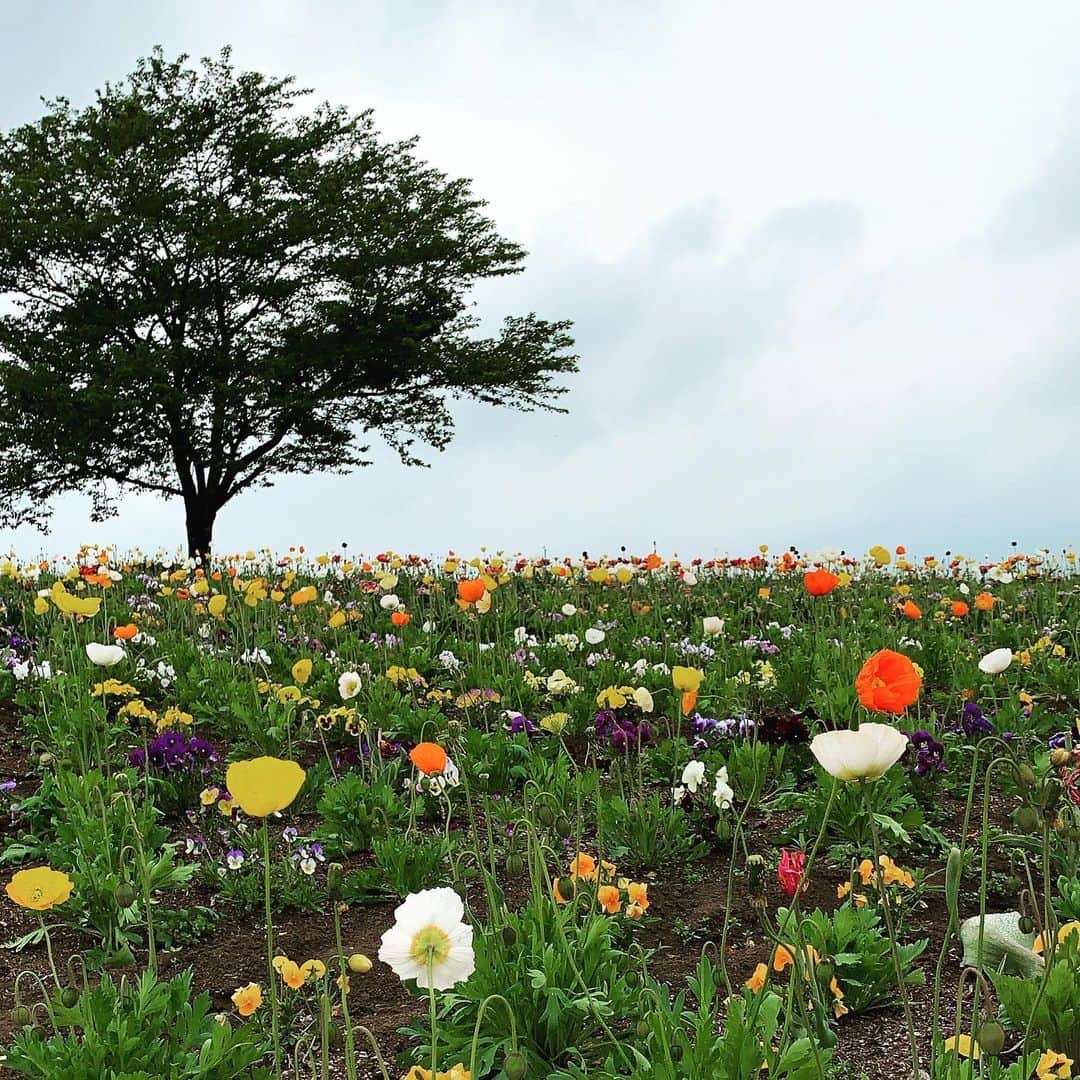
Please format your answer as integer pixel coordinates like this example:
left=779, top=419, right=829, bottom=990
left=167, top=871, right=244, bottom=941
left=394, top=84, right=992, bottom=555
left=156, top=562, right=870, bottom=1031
left=1, top=1, right=1078, bottom=560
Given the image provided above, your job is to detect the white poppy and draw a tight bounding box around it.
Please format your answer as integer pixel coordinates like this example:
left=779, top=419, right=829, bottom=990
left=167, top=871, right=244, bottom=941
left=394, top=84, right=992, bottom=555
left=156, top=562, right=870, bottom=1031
left=85, top=642, right=125, bottom=667
left=379, top=594, right=401, bottom=611
left=585, top=627, right=605, bottom=645
left=978, top=648, right=1013, bottom=675
left=561, top=603, right=577, bottom=617
left=681, top=760, right=705, bottom=793
left=809, top=723, right=908, bottom=782
left=632, top=686, right=654, bottom=713
left=682, top=571, right=698, bottom=586
left=958, top=583, right=970, bottom=595
left=338, top=671, right=362, bottom=700
left=377, top=887, right=475, bottom=990
left=702, top=616, right=724, bottom=637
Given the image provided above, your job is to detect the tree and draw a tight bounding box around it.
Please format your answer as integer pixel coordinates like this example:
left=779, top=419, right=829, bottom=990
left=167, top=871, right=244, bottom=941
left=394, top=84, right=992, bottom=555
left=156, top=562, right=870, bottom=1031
left=0, top=48, right=576, bottom=556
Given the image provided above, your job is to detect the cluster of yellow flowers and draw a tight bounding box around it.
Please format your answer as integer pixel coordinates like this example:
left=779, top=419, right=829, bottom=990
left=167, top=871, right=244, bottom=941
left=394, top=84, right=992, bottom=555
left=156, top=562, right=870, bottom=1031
left=837, top=854, right=916, bottom=906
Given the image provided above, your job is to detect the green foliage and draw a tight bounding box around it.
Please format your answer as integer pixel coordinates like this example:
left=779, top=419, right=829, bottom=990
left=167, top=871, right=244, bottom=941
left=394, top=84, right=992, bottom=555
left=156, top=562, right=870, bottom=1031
left=406, top=893, right=641, bottom=1077
left=344, top=834, right=449, bottom=899
left=315, top=773, right=407, bottom=855
left=599, top=792, right=708, bottom=866
left=3, top=968, right=272, bottom=1078
left=789, top=903, right=928, bottom=1014
left=992, top=935, right=1080, bottom=1061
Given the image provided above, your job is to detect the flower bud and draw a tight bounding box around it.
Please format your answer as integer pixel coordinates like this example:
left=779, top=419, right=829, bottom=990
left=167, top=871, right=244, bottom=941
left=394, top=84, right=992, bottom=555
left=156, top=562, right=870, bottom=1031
left=60, top=987, right=79, bottom=1008
left=115, top=882, right=137, bottom=909
left=1013, top=805, right=1040, bottom=834
left=11, top=1005, right=31, bottom=1026
left=977, top=1019, right=1005, bottom=1056
left=326, top=862, right=344, bottom=899
left=945, top=846, right=962, bottom=926
left=1014, top=763, right=1037, bottom=788
left=1050, top=748, right=1074, bottom=768
left=504, top=1050, right=527, bottom=1080
left=347, top=953, right=371, bottom=974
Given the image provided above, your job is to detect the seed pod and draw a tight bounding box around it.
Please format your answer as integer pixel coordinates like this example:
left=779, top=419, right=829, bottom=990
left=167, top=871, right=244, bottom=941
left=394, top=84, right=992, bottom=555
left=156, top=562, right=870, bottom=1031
left=347, top=953, right=371, bottom=974
left=504, top=1049, right=528, bottom=1080
left=977, top=1019, right=1006, bottom=1056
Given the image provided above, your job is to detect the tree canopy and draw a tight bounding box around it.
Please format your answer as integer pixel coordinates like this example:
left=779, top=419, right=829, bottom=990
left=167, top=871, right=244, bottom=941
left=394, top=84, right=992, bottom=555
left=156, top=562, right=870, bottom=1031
left=0, top=48, right=576, bottom=554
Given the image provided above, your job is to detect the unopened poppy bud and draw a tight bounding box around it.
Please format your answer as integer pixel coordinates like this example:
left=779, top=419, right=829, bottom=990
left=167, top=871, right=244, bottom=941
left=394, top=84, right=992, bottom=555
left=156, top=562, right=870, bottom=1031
left=1013, top=805, right=1040, bottom=833
left=347, top=953, right=371, bottom=974
left=114, top=882, right=136, bottom=909
left=504, top=1050, right=527, bottom=1080
left=502, top=925, right=517, bottom=947
left=38, top=752, right=53, bottom=768
left=1050, top=748, right=1073, bottom=768
left=1018, top=914, right=1035, bottom=935
left=115, top=771, right=131, bottom=792
left=326, top=862, right=344, bottom=898
left=815, top=961, right=834, bottom=989
left=537, top=805, right=555, bottom=827
left=635, top=1019, right=649, bottom=1039
left=977, top=1019, right=1005, bottom=1056
left=505, top=852, right=524, bottom=876
left=11, top=1005, right=31, bottom=1026
left=1015, top=763, right=1037, bottom=788
left=60, top=987, right=79, bottom=1008
left=555, top=816, right=571, bottom=839
left=945, top=846, right=962, bottom=925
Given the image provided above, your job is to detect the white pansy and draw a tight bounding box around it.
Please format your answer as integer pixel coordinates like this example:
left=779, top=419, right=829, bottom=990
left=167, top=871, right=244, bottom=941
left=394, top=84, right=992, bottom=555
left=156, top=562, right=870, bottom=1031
left=681, top=760, right=706, bottom=793
left=713, top=766, right=735, bottom=810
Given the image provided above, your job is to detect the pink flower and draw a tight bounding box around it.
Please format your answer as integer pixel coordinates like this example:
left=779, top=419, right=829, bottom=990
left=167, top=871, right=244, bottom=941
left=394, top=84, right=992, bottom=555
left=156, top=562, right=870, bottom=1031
left=777, top=849, right=808, bottom=899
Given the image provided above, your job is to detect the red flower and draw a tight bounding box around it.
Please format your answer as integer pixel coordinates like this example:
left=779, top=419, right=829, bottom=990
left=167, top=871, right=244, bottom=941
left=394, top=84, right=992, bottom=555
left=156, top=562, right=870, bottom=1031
left=777, top=849, right=808, bottom=898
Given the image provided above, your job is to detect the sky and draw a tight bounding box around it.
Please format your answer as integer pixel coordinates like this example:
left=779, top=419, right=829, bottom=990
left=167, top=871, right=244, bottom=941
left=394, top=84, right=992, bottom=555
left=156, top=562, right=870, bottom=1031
left=1, top=1, right=1078, bottom=560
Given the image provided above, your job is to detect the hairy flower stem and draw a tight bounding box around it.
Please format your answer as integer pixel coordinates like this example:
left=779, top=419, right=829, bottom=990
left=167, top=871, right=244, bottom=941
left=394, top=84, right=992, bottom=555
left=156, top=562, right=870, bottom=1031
left=332, top=901, right=358, bottom=1080
left=261, top=821, right=282, bottom=1080
left=863, top=784, right=920, bottom=1079
left=467, top=994, right=519, bottom=1078
left=428, top=953, right=438, bottom=1077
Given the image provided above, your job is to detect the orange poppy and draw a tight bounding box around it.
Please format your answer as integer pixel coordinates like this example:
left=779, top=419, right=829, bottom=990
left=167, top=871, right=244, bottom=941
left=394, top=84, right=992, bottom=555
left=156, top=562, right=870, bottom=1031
left=113, top=623, right=139, bottom=640
left=681, top=690, right=698, bottom=716
left=408, top=742, right=448, bottom=775
left=643, top=553, right=663, bottom=571
left=975, top=592, right=994, bottom=611
left=900, top=600, right=922, bottom=620
left=950, top=601, right=969, bottom=617
left=457, top=579, right=486, bottom=604
left=746, top=962, right=768, bottom=992
left=390, top=611, right=411, bottom=627
left=804, top=568, right=840, bottom=596
left=855, top=649, right=922, bottom=714
left=552, top=877, right=569, bottom=904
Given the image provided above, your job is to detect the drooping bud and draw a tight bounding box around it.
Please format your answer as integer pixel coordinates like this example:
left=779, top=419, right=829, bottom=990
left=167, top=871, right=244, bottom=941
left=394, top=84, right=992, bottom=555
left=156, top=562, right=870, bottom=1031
left=347, top=953, right=371, bottom=974
left=326, top=862, right=344, bottom=899
left=504, top=1049, right=527, bottom=1080
left=976, top=1019, right=1006, bottom=1056
left=945, top=846, right=962, bottom=926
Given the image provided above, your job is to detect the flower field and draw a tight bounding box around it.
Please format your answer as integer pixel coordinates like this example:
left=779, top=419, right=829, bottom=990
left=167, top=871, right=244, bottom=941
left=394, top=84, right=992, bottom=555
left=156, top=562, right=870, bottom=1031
left=0, top=544, right=1078, bottom=1080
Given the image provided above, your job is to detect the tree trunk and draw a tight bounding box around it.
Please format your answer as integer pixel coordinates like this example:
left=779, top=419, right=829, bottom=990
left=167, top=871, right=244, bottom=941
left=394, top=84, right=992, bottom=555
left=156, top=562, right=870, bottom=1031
left=184, top=497, right=217, bottom=561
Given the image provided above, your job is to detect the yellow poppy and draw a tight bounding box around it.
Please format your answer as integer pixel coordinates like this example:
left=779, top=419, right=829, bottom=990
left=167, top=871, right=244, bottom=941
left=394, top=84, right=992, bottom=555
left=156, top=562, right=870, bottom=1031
left=225, top=757, right=306, bottom=817
left=6, top=867, right=74, bottom=911
left=671, top=666, right=704, bottom=693
left=291, top=658, right=313, bottom=685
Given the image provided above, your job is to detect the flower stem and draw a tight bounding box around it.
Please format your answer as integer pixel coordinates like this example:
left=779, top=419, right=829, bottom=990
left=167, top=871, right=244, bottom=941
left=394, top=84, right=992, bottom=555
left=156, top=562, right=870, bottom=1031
left=428, top=952, right=438, bottom=1076
left=862, top=783, right=920, bottom=1079
left=262, top=821, right=282, bottom=1080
